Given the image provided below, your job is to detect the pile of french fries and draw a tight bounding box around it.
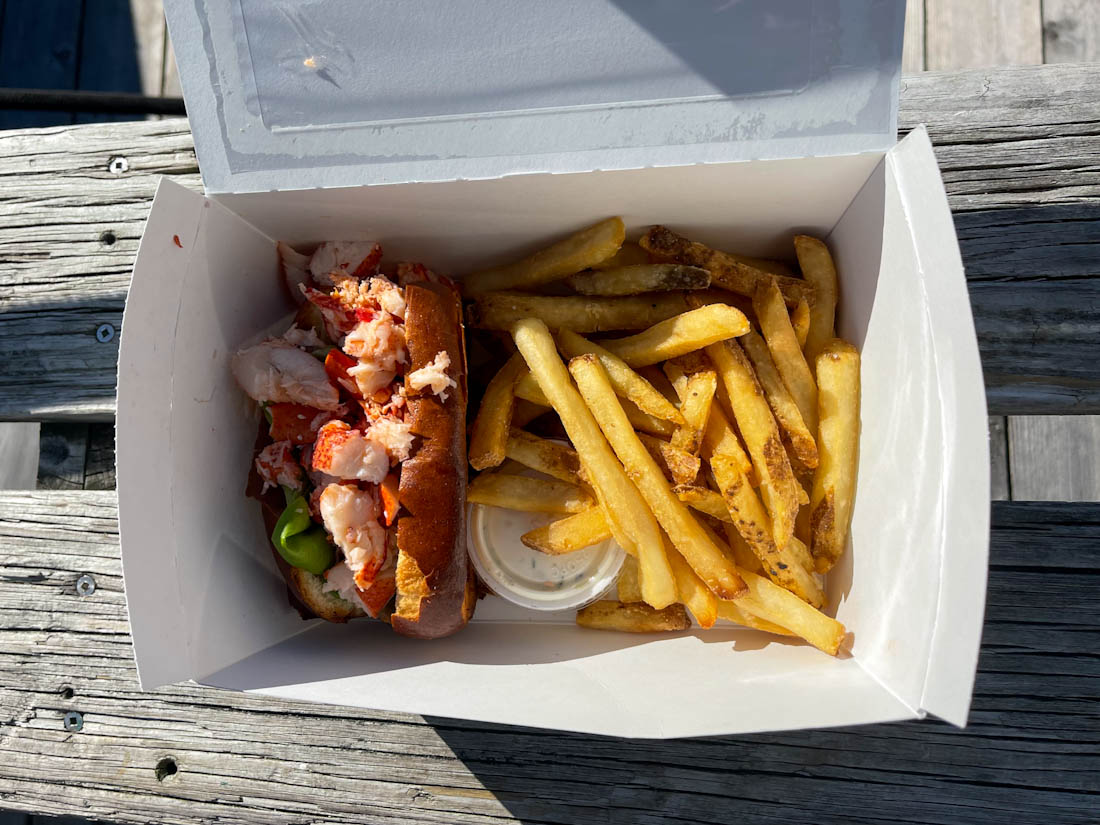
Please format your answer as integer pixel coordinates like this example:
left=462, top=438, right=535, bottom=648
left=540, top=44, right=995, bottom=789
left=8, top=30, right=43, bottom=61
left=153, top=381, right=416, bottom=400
left=465, top=218, right=860, bottom=656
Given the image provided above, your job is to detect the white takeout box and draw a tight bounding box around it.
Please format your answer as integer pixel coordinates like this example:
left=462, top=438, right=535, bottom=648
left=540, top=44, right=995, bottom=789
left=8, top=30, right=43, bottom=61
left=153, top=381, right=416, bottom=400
left=118, top=0, right=989, bottom=738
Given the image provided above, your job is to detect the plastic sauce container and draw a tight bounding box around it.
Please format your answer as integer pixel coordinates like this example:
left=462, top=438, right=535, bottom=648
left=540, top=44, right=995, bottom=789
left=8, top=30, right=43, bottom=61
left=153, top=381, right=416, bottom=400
left=467, top=496, right=625, bottom=612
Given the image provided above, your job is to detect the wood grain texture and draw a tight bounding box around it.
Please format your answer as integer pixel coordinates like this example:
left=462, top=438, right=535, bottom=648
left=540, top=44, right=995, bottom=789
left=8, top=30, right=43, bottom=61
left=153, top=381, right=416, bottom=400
left=989, top=415, right=1009, bottom=500
left=1043, top=0, right=1100, bottom=62
left=1, top=65, right=1099, bottom=418
left=0, top=492, right=1096, bottom=824
left=902, top=0, right=925, bottom=73
left=0, top=424, right=39, bottom=490
left=926, top=0, right=1043, bottom=69
left=35, top=424, right=87, bottom=491
left=1009, top=415, right=1100, bottom=500
left=82, top=424, right=115, bottom=490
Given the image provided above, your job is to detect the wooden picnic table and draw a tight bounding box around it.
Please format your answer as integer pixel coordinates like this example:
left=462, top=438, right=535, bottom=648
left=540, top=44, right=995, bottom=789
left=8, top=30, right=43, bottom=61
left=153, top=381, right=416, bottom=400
left=0, top=63, right=1098, bottom=824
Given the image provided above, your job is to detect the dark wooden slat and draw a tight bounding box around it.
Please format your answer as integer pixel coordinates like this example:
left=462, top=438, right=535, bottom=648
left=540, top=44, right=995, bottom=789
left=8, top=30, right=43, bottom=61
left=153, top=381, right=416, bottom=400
left=82, top=423, right=114, bottom=490
left=0, top=64, right=1099, bottom=419
left=0, top=494, right=1097, bottom=824
left=35, top=424, right=87, bottom=490
left=0, top=0, right=83, bottom=129
left=74, top=0, right=143, bottom=125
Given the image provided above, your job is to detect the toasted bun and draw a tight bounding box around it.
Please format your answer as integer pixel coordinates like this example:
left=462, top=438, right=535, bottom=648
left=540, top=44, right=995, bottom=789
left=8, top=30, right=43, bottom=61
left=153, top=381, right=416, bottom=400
left=391, top=281, right=476, bottom=638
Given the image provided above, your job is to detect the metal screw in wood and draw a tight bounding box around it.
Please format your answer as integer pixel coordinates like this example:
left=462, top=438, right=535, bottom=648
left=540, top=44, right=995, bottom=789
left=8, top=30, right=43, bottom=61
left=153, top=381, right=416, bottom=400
left=96, top=324, right=115, bottom=343
left=108, top=156, right=128, bottom=174
left=75, top=574, right=96, bottom=596
left=63, top=711, right=83, bottom=732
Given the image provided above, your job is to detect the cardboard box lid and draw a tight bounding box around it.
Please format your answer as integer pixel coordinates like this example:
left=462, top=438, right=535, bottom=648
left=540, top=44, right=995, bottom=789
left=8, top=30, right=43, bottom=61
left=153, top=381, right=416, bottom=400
left=163, top=0, right=905, bottom=194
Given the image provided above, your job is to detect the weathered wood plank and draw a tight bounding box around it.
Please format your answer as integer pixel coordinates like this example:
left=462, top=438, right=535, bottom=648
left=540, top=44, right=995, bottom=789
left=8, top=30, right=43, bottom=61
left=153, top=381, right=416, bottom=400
left=1009, top=415, right=1100, bottom=500
left=0, top=424, right=38, bottom=490
left=902, top=0, right=925, bottom=74
left=1043, top=0, right=1100, bottom=62
left=82, top=423, right=115, bottom=490
left=131, top=0, right=170, bottom=98
left=1, top=64, right=1100, bottom=418
left=926, top=0, right=1043, bottom=70
left=0, top=493, right=1096, bottom=824
left=989, top=415, right=1009, bottom=500
left=35, top=424, right=87, bottom=491
left=161, top=12, right=181, bottom=98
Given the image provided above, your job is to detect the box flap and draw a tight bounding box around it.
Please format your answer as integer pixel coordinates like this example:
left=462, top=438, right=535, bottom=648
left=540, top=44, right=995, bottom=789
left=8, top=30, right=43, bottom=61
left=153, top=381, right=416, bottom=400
left=164, top=0, right=904, bottom=194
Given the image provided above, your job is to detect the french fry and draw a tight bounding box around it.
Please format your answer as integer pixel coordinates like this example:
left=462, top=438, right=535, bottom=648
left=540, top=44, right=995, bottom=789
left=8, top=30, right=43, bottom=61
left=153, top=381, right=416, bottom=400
left=638, top=433, right=701, bottom=485
left=521, top=506, right=613, bottom=555
left=754, top=279, right=818, bottom=433
left=709, top=453, right=825, bottom=607
left=556, top=329, right=684, bottom=424
left=664, top=538, right=718, bottom=628
left=567, top=264, right=711, bottom=296
left=576, top=600, right=691, bottom=633
left=666, top=357, right=754, bottom=479
left=621, top=398, right=677, bottom=437
left=810, top=339, right=861, bottom=574
left=511, top=398, right=549, bottom=428
left=788, top=535, right=816, bottom=576
left=716, top=601, right=794, bottom=636
left=668, top=368, right=717, bottom=457
left=640, top=225, right=812, bottom=307
left=791, top=297, right=810, bottom=350
left=722, top=521, right=763, bottom=574
left=469, top=292, right=687, bottom=333
left=739, top=328, right=818, bottom=468
left=505, top=428, right=587, bottom=486
left=512, top=319, right=677, bottom=608
left=468, top=473, right=593, bottom=514
left=568, top=354, right=747, bottom=599
left=705, top=340, right=799, bottom=549
left=795, top=235, right=838, bottom=367
left=673, top=484, right=733, bottom=523
left=464, top=217, right=625, bottom=296
left=513, top=371, right=550, bottom=406
left=590, top=240, right=649, bottom=270
left=616, top=555, right=644, bottom=602
left=468, top=352, right=526, bottom=470
left=601, top=304, right=750, bottom=367
left=733, top=569, right=846, bottom=655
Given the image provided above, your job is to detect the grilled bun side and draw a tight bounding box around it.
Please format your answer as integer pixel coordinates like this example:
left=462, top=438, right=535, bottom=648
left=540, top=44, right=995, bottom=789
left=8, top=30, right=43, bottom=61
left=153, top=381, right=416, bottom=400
left=392, top=281, right=476, bottom=638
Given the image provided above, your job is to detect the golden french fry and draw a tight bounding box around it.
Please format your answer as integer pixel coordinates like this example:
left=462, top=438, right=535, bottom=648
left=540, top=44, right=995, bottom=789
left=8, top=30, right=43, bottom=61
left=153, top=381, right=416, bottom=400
left=568, top=354, right=747, bottom=600
left=505, top=428, right=587, bottom=486
left=739, top=328, right=818, bottom=468
left=513, top=370, right=551, bottom=406
left=512, top=398, right=550, bottom=428
left=791, top=297, right=810, bottom=350
left=601, top=304, right=750, bottom=367
left=810, top=339, right=861, bottom=574
left=722, top=521, right=763, bottom=574
left=576, top=600, right=691, bottom=633
left=621, top=398, right=677, bottom=437
left=521, top=506, right=613, bottom=555
left=733, top=568, right=846, bottom=655
left=464, top=217, right=625, bottom=296
left=567, top=264, right=711, bottom=296
left=590, top=241, right=649, bottom=270
left=640, top=225, right=812, bottom=307
left=795, top=235, right=838, bottom=367
left=639, top=433, right=701, bottom=485
left=556, top=329, right=684, bottom=425
left=664, top=539, right=718, bottom=628
left=468, top=352, right=526, bottom=470
left=468, top=473, right=593, bottom=514
left=616, top=554, right=644, bottom=602
left=512, top=319, right=677, bottom=608
left=666, top=358, right=754, bottom=479
left=755, top=279, right=818, bottom=433
left=705, top=340, right=799, bottom=549
left=709, top=454, right=825, bottom=607
left=716, top=600, right=794, bottom=636
left=469, top=292, right=687, bottom=333
left=668, top=368, right=716, bottom=457
left=672, top=484, right=732, bottom=523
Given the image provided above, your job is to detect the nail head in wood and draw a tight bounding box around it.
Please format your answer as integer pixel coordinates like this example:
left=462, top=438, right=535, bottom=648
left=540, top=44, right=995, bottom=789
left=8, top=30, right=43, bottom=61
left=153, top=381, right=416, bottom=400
left=75, top=574, right=96, bottom=596
left=96, top=324, right=115, bottom=343
left=62, top=711, right=83, bottom=732
left=108, top=156, right=129, bottom=174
